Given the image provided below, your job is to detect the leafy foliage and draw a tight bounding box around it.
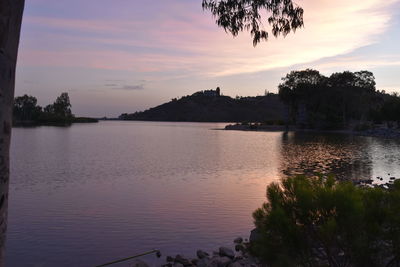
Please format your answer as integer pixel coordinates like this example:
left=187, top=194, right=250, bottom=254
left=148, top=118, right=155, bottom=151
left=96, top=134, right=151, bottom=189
left=278, top=69, right=382, bottom=129
left=371, top=92, right=400, bottom=124
left=202, top=0, right=304, bottom=46
left=252, top=175, right=400, bottom=267
left=47, top=92, right=72, bottom=118
left=13, top=95, right=42, bottom=121
left=13, top=92, right=77, bottom=125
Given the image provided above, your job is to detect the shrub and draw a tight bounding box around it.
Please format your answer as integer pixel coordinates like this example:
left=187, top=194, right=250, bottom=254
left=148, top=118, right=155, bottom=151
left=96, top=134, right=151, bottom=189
left=251, top=175, right=400, bottom=267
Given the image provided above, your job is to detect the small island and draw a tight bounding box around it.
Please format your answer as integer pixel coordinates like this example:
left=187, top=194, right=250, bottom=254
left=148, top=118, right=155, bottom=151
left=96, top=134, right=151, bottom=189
left=13, top=92, right=98, bottom=126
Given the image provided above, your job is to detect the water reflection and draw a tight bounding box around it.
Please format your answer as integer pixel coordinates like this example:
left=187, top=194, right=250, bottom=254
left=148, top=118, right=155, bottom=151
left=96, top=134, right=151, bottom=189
left=6, top=122, right=400, bottom=266
left=279, top=132, right=373, bottom=181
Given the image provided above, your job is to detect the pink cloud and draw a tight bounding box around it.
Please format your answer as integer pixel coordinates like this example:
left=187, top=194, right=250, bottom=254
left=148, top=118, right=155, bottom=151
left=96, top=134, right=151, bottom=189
left=19, top=0, right=398, bottom=78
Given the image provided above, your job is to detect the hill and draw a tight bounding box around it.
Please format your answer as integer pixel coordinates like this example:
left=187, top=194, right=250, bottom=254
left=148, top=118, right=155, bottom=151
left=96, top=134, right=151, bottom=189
left=119, top=90, right=286, bottom=123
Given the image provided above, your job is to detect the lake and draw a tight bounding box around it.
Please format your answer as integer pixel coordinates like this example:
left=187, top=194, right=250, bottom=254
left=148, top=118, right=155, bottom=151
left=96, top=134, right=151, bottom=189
left=6, top=121, right=400, bottom=266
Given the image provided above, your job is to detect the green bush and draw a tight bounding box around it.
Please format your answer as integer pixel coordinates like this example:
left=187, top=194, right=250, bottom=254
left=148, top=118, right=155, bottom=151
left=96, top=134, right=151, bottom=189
left=251, top=175, right=400, bottom=267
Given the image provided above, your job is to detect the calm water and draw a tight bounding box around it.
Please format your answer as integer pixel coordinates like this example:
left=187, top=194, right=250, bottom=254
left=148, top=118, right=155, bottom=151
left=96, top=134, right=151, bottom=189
left=6, top=121, right=400, bottom=266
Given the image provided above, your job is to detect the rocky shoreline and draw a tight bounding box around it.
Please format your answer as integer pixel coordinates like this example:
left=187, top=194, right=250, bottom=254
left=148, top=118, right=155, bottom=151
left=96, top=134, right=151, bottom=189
left=131, top=235, right=261, bottom=267
left=126, top=177, right=400, bottom=267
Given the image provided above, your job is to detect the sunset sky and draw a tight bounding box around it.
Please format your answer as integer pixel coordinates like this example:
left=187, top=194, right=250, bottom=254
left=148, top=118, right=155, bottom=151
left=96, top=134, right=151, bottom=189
left=16, top=0, right=400, bottom=117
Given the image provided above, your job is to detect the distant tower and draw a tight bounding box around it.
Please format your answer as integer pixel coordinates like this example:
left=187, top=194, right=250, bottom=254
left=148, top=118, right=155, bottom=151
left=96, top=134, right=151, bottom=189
left=216, top=87, right=221, bottom=96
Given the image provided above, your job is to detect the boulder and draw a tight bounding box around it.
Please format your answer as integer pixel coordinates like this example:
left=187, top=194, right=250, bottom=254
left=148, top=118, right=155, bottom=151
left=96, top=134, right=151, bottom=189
left=132, top=259, right=150, bottom=267
left=233, top=237, right=243, bottom=244
left=217, top=257, right=232, bottom=267
left=234, top=244, right=245, bottom=252
left=209, top=256, right=232, bottom=267
left=196, top=257, right=210, bottom=267
left=249, top=228, right=262, bottom=243
left=174, top=255, right=191, bottom=266
left=219, top=247, right=235, bottom=259
left=228, top=262, right=242, bottom=267
left=196, top=249, right=209, bottom=259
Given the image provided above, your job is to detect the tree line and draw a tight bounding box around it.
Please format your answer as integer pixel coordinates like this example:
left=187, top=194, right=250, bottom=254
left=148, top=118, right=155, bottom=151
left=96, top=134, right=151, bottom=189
left=13, top=92, right=97, bottom=125
left=278, top=69, right=400, bottom=130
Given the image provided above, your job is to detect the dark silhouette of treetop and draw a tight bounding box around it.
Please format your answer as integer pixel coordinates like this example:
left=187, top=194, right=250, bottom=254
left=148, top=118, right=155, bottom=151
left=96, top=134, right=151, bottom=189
left=202, top=0, right=304, bottom=46
left=53, top=92, right=72, bottom=118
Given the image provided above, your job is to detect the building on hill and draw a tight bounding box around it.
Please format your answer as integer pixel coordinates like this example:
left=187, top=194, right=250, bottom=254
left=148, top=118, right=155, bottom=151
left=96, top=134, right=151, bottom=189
left=203, top=87, right=221, bottom=97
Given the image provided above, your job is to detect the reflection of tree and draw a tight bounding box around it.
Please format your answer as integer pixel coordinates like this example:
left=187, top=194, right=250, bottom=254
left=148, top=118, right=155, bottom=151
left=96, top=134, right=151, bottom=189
left=278, top=132, right=373, bottom=181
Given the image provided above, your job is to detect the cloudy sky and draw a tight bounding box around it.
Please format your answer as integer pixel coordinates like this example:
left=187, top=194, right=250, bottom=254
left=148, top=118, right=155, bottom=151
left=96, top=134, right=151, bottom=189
left=16, top=0, right=400, bottom=117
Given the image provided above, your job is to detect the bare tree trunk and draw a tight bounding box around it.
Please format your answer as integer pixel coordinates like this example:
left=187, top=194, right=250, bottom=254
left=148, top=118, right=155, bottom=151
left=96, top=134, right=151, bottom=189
left=0, top=0, right=25, bottom=265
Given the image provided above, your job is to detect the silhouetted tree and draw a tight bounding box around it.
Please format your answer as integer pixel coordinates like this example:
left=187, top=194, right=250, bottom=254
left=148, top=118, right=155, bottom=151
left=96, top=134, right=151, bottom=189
left=202, top=0, right=304, bottom=46
left=278, top=69, right=325, bottom=126
left=278, top=69, right=380, bottom=129
left=329, top=71, right=376, bottom=125
left=13, top=94, right=42, bottom=121
left=52, top=92, right=72, bottom=118
left=377, top=93, right=400, bottom=125
left=0, top=1, right=25, bottom=259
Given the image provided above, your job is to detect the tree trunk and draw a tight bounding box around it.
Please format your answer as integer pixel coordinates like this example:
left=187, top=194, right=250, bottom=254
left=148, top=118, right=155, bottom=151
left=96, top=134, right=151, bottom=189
left=0, top=0, right=25, bottom=265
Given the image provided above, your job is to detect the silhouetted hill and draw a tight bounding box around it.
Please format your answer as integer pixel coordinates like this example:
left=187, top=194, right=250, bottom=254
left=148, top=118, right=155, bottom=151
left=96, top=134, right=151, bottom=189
left=119, top=91, right=285, bottom=122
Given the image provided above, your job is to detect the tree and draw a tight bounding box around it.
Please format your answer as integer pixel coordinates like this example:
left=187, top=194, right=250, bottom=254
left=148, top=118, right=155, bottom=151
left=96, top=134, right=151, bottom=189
left=0, top=0, right=303, bottom=264
left=278, top=69, right=378, bottom=129
left=278, top=69, right=325, bottom=126
left=202, top=0, right=304, bottom=46
left=0, top=0, right=25, bottom=262
left=251, top=175, right=400, bottom=267
left=13, top=94, right=42, bottom=121
left=52, top=92, right=72, bottom=118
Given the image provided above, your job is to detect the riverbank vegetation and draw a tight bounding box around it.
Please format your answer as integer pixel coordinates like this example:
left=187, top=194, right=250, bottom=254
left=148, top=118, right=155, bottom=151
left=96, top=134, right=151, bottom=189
left=251, top=175, right=400, bottom=267
left=13, top=93, right=98, bottom=126
left=279, top=69, right=400, bottom=130
left=120, top=69, right=399, bottom=133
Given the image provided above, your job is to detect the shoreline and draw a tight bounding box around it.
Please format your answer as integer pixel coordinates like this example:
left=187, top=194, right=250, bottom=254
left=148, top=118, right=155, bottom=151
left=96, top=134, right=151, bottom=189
left=224, top=124, right=400, bottom=139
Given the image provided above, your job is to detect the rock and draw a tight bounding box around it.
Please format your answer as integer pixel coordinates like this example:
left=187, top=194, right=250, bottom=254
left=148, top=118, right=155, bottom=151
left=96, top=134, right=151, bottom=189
left=196, top=257, right=210, bottom=267
left=191, top=258, right=199, bottom=265
left=218, top=257, right=233, bottom=267
left=249, top=228, right=262, bottom=243
left=234, top=255, right=244, bottom=261
left=228, top=262, right=242, bottom=267
left=173, top=263, right=185, bottom=267
left=219, top=247, right=235, bottom=259
left=209, top=256, right=232, bottom=267
left=132, top=259, right=150, bottom=267
left=233, top=237, right=243, bottom=244
left=166, top=256, right=175, bottom=262
left=234, top=244, right=245, bottom=252
left=174, top=255, right=191, bottom=266
left=196, top=249, right=209, bottom=259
